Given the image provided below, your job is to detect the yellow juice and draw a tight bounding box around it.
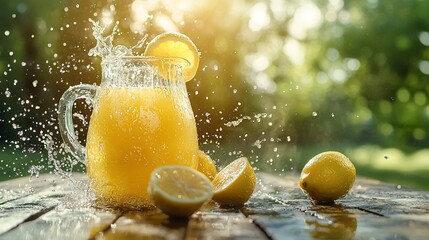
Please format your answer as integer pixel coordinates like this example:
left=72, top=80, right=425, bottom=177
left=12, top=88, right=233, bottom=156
left=86, top=86, right=199, bottom=207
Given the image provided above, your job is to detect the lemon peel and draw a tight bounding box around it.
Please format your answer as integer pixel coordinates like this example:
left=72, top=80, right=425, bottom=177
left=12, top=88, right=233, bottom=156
left=299, top=151, right=356, bottom=203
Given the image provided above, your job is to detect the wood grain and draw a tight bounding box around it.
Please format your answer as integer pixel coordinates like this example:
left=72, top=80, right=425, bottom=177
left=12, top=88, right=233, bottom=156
left=0, top=173, right=428, bottom=239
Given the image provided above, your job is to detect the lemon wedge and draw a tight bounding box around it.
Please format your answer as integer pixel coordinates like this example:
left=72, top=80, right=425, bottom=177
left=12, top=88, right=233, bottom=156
left=196, top=150, right=217, bottom=181
left=212, top=157, right=256, bottom=207
left=148, top=165, right=212, bottom=217
left=144, top=32, right=199, bottom=82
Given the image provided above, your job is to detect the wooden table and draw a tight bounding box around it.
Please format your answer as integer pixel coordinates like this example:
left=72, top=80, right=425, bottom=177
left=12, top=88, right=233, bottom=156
left=1, top=173, right=429, bottom=240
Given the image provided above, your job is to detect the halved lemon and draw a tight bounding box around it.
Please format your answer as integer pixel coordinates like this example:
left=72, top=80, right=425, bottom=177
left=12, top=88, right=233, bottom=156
left=196, top=150, right=217, bottom=181
left=212, top=157, right=256, bottom=207
left=148, top=165, right=213, bottom=217
left=144, top=32, right=199, bottom=82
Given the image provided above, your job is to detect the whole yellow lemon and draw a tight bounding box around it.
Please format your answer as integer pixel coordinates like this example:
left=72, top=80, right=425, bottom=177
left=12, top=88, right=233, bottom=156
left=299, top=151, right=356, bottom=203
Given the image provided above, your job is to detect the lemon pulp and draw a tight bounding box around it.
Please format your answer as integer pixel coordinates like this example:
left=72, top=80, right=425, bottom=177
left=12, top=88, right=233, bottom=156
left=196, top=150, right=217, bottom=181
left=212, top=157, right=256, bottom=207
left=148, top=165, right=213, bottom=217
left=144, top=32, right=199, bottom=82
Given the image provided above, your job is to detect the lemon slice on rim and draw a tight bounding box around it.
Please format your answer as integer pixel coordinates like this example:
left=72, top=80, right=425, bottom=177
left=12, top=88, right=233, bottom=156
left=212, top=157, right=256, bottom=207
left=144, top=32, right=199, bottom=82
left=148, top=165, right=213, bottom=217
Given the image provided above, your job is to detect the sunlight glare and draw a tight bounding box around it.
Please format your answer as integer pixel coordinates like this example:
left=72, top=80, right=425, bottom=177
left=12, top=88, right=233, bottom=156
left=130, top=0, right=206, bottom=33
left=331, top=68, right=347, bottom=83
left=245, top=54, right=270, bottom=72
left=283, top=38, right=304, bottom=65
left=248, top=2, right=271, bottom=32
left=131, top=0, right=154, bottom=33
left=288, top=3, right=322, bottom=39
left=254, top=72, right=277, bottom=94
left=101, top=5, right=115, bottom=26
left=155, top=14, right=178, bottom=32
left=270, top=0, right=289, bottom=21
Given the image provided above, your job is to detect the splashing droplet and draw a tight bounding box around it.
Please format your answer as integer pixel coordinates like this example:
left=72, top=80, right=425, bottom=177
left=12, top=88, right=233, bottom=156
left=4, top=89, right=11, bottom=97
left=87, top=19, right=147, bottom=58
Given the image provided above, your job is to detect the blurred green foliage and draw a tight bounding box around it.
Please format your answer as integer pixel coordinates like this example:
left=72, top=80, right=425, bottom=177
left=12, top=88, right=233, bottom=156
left=0, top=0, right=428, bottom=186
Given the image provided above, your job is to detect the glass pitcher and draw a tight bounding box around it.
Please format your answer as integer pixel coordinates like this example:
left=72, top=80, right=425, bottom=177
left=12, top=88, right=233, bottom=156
left=58, top=56, right=199, bottom=208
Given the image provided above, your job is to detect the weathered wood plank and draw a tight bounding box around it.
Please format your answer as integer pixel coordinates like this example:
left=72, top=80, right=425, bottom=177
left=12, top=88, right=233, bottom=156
left=99, top=209, right=186, bottom=240
left=353, top=214, right=429, bottom=239
left=242, top=186, right=313, bottom=239
left=1, top=207, right=119, bottom=240
left=1, top=173, right=429, bottom=239
left=244, top=173, right=429, bottom=240
left=186, top=203, right=269, bottom=240
left=348, top=179, right=429, bottom=216
left=100, top=202, right=269, bottom=240
left=0, top=174, right=87, bottom=235
left=0, top=175, right=60, bottom=205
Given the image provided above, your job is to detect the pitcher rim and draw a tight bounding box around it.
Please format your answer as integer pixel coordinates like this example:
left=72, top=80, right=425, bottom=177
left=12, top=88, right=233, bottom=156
left=102, top=56, right=190, bottom=67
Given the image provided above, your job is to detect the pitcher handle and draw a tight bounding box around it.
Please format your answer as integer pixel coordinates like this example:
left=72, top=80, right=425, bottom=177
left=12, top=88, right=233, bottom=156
left=58, top=84, right=98, bottom=164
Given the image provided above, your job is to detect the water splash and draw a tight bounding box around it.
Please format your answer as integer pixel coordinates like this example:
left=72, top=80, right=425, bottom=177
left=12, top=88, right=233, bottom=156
left=28, top=165, right=44, bottom=178
left=4, top=89, right=11, bottom=97
left=253, top=139, right=265, bottom=149
left=88, top=19, right=123, bottom=57
left=88, top=19, right=147, bottom=58
left=224, top=113, right=271, bottom=127
left=41, top=134, right=94, bottom=208
left=42, top=134, right=72, bottom=178
left=224, top=116, right=251, bottom=127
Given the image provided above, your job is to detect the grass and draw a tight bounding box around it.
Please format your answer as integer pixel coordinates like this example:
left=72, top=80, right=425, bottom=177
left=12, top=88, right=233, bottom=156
left=1, top=144, right=428, bottom=191
left=347, top=145, right=429, bottom=190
